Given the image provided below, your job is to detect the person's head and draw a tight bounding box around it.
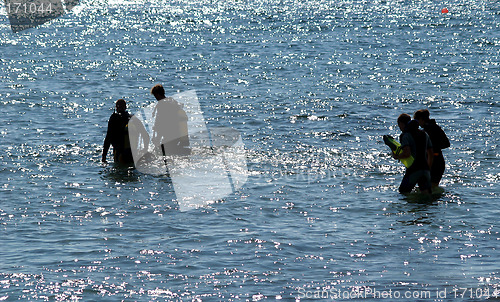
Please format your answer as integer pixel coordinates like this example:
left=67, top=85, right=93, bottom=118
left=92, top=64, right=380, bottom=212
left=151, top=84, right=165, bottom=100
left=397, top=113, right=411, bottom=132
left=116, top=99, right=126, bottom=113
left=413, top=109, right=430, bottom=127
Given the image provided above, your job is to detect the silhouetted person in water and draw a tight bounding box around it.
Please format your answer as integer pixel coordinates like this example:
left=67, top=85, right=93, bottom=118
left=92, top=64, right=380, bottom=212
left=151, top=84, right=190, bottom=156
left=102, top=99, right=133, bottom=164
left=394, top=113, right=434, bottom=195
left=414, top=109, right=450, bottom=188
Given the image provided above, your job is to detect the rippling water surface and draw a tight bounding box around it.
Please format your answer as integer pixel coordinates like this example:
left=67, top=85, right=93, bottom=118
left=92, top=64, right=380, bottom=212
left=1, top=0, right=499, bottom=300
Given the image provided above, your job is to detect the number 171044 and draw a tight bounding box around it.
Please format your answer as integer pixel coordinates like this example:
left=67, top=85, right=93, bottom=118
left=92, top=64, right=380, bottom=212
left=6, top=2, right=53, bottom=14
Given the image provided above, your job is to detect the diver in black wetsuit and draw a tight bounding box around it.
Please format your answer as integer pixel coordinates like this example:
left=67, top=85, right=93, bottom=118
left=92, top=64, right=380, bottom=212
left=414, top=109, right=450, bottom=188
left=102, top=99, right=133, bottom=164
left=394, top=114, right=434, bottom=195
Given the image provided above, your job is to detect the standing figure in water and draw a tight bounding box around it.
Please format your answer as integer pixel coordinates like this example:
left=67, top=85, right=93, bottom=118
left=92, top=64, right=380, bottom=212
left=394, top=113, right=434, bottom=195
left=102, top=99, right=133, bottom=164
left=414, top=109, right=450, bottom=188
left=150, top=84, right=190, bottom=156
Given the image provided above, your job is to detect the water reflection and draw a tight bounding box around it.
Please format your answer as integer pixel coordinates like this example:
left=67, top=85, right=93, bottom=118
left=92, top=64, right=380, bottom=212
left=99, top=164, right=147, bottom=183
left=396, top=191, right=447, bottom=226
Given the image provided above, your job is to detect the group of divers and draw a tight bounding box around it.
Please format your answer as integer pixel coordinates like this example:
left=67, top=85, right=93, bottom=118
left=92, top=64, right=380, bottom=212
left=101, top=85, right=450, bottom=195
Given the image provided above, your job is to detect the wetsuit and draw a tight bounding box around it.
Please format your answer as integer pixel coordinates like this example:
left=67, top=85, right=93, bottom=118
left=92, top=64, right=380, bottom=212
left=399, top=120, right=433, bottom=193
left=103, top=111, right=133, bottom=164
left=422, top=119, right=450, bottom=184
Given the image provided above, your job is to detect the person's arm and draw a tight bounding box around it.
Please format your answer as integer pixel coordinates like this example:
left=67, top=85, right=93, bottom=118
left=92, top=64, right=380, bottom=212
left=394, top=133, right=412, bottom=160
left=102, top=130, right=112, bottom=162
left=393, top=145, right=411, bottom=160
left=102, top=141, right=110, bottom=162
left=102, top=115, right=114, bottom=162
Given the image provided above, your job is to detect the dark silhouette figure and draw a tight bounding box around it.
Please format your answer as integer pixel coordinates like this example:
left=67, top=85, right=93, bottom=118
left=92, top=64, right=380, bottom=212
left=414, top=109, right=450, bottom=188
left=394, top=113, right=434, bottom=195
left=102, top=99, right=133, bottom=164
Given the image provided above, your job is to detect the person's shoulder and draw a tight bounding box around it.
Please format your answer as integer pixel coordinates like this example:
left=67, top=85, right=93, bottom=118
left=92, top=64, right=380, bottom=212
left=158, top=97, right=173, bottom=105
left=159, top=97, right=182, bottom=108
left=109, top=112, right=119, bottom=120
left=400, top=132, right=412, bottom=145
left=425, top=119, right=442, bottom=130
left=109, top=112, right=131, bottom=123
left=159, top=97, right=175, bottom=102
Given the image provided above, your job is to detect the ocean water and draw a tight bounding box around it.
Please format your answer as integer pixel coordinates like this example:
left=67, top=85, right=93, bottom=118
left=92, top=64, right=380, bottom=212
left=0, top=0, right=499, bottom=300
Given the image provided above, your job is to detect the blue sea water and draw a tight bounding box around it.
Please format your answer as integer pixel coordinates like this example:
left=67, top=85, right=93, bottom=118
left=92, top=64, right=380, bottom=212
left=0, top=0, right=499, bottom=300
